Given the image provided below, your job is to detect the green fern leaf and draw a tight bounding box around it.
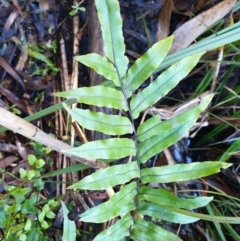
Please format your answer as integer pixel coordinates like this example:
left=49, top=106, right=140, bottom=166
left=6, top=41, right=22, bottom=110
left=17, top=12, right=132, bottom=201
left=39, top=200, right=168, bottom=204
left=130, top=218, right=182, bottom=241
left=139, top=186, right=213, bottom=209
left=139, top=118, right=196, bottom=163
left=61, top=201, right=76, bottom=241
left=123, top=36, right=173, bottom=97
left=93, top=213, right=133, bottom=241
left=63, top=138, right=136, bottom=160
left=54, top=86, right=128, bottom=111
left=64, top=104, right=133, bottom=135
left=141, top=162, right=231, bottom=183
left=130, top=53, right=203, bottom=118
left=137, top=115, right=161, bottom=139
left=68, top=162, right=139, bottom=190
left=162, top=205, right=240, bottom=224
left=48, top=0, right=237, bottom=238
left=75, top=54, right=119, bottom=85
left=137, top=92, right=213, bottom=142
left=137, top=202, right=199, bottom=224
left=80, top=182, right=137, bottom=223
left=95, top=0, right=128, bottom=79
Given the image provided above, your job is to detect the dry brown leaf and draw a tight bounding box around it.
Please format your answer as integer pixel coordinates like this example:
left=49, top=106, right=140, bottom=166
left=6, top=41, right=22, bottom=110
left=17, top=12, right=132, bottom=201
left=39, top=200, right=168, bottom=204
left=0, top=143, right=18, bottom=153
left=0, top=57, right=25, bottom=89
left=15, top=27, right=28, bottom=72
left=11, top=0, right=22, bottom=15
left=147, top=91, right=211, bottom=119
left=169, top=0, right=237, bottom=54
left=0, top=86, right=27, bottom=112
left=208, top=117, right=240, bottom=126
left=156, top=0, right=173, bottom=41
left=193, top=0, right=216, bottom=14
left=174, top=0, right=196, bottom=12
left=2, top=9, right=18, bottom=39
left=0, top=155, right=17, bottom=168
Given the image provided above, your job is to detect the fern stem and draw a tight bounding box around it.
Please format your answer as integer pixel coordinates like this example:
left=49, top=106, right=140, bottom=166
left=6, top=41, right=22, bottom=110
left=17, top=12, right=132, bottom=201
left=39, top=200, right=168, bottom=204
left=111, top=55, right=141, bottom=218
left=120, top=84, right=141, bottom=218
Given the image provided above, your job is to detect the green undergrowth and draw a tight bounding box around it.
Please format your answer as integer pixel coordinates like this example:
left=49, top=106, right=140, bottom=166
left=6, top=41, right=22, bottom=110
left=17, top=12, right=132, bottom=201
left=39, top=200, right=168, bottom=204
left=0, top=144, right=59, bottom=241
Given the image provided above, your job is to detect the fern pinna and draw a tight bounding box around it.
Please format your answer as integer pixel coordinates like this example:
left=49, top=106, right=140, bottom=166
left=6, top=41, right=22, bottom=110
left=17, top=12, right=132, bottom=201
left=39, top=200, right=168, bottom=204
left=54, top=0, right=237, bottom=240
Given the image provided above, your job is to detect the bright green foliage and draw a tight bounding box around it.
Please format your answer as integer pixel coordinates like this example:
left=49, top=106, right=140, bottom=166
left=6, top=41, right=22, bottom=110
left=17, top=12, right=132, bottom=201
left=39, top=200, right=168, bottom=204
left=64, top=138, right=136, bottom=159
left=138, top=186, right=213, bottom=209
left=93, top=213, right=133, bottom=241
left=75, top=54, right=119, bottom=85
left=62, top=202, right=76, bottom=241
left=123, top=36, right=173, bottom=97
left=137, top=202, right=199, bottom=224
left=0, top=145, right=59, bottom=240
left=56, top=0, right=238, bottom=240
left=63, top=104, right=133, bottom=135
left=157, top=204, right=240, bottom=224
left=69, top=162, right=139, bottom=190
left=95, top=0, right=129, bottom=79
left=28, top=154, right=37, bottom=165
left=28, top=47, right=58, bottom=74
left=140, top=162, right=231, bottom=183
left=137, top=93, right=213, bottom=141
left=80, top=182, right=137, bottom=223
left=69, top=0, right=85, bottom=17
left=130, top=52, right=203, bottom=118
left=138, top=118, right=198, bottom=163
left=39, top=202, right=56, bottom=229
left=2, top=185, right=58, bottom=240
left=55, top=86, right=128, bottom=110
left=130, top=218, right=182, bottom=241
left=19, top=155, right=46, bottom=186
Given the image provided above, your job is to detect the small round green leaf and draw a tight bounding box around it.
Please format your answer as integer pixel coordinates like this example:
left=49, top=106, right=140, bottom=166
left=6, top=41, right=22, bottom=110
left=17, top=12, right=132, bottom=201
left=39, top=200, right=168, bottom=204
left=46, top=211, right=56, bottom=219
left=36, top=159, right=45, bottom=168
left=28, top=154, right=37, bottom=166
left=27, top=170, right=36, bottom=180
left=38, top=210, right=45, bottom=223
left=41, top=220, right=49, bottom=229
left=19, top=168, right=27, bottom=179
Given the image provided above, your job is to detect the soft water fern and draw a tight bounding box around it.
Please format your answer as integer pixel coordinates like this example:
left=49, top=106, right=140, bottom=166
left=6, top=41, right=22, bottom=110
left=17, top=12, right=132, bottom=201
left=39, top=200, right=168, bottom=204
left=54, top=0, right=238, bottom=240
